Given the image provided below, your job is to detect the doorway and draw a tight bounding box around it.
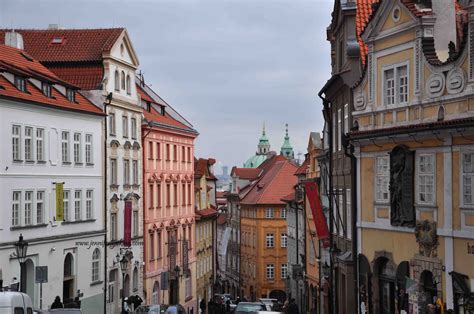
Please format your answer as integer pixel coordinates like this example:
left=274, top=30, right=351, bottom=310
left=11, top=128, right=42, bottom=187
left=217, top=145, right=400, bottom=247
left=63, top=253, right=75, bottom=302
left=25, top=259, right=35, bottom=305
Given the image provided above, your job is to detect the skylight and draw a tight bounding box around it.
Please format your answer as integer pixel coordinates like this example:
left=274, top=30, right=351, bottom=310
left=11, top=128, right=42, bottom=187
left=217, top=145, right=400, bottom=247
left=50, top=37, right=64, bottom=44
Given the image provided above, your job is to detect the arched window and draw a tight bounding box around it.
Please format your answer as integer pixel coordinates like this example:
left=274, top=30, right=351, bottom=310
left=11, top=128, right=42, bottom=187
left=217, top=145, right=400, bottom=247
left=126, top=75, right=131, bottom=95
left=92, top=248, right=100, bottom=282
left=121, top=71, right=126, bottom=90
left=114, top=70, right=120, bottom=91
left=64, top=253, right=74, bottom=277
left=152, top=281, right=159, bottom=305
left=133, top=267, right=138, bottom=292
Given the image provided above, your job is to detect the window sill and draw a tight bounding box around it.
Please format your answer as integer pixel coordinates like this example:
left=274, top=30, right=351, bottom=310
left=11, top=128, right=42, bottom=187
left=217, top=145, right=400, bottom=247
left=132, top=184, right=140, bottom=189
left=62, top=161, right=72, bottom=165
left=37, top=160, right=47, bottom=164
left=460, top=206, right=474, bottom=211
left=90, top=280, right=103, bottom=287
left=74, top=162, right=83, bottom=166
left=13, top=159, right=23, bottom=163
left=11, top=223, right=48, bottom=230
left=86, top=163, right=94, bottom=166
left=374, top=201, right=390, bottom=206
left=415, top=204, right=438, bottom=209
left=25, top=160, right=35, bottom=164
left=62, top=219, right=96, bottom=225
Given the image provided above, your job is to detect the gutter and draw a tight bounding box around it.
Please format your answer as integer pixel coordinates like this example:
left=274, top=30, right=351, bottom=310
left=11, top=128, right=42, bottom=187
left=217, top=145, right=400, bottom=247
left=103, top=92, right=112, bottom=314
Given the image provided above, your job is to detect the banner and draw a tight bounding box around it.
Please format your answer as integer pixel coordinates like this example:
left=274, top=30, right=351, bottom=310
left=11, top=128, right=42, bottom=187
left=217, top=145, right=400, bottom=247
left=56, top=183, right=64, bottom=221
left=182, top=240, right=189, bottom=273
left=124, top=200, right=132, bottom=247
left=304, top=181, right=330, bottom=248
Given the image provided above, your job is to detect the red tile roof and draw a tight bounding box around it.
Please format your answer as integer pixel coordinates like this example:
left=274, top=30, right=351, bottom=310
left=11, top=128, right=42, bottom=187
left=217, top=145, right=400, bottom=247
left=195, top=207, right=218, bottom=219
left=231, top=167, right=262, bottom=180
left=0, top=28, right=124, bottom=63
left=295, top=158, right=309, bottom=176
left=47, top=64, right=104, bottom=90
left=355, top=0, right=379, bottom=66
left=195, top=158, right=217, bottom=180
left=240, top=158, right=298, bottom=205
left=281, top=191, right=296, bottom=202
left=216, top=191, right=226, bottom=199
left=0, top=44, right=103, bottom=115
left=137, top=84, right=155, bottom=103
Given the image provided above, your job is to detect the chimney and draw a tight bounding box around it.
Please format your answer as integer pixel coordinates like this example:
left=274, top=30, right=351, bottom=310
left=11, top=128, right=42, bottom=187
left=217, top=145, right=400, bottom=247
left=5, top=31, right=24, bottom=50
left=48, top=24, right=62, bottom=30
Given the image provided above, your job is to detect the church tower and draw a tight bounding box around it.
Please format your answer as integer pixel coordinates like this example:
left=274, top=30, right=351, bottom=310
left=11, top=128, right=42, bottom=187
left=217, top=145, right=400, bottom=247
left=280, top=124, right=294, bottom=159
left=243, top=124, right=272, bottom=168
left=258, top=123, right=271, bottom=155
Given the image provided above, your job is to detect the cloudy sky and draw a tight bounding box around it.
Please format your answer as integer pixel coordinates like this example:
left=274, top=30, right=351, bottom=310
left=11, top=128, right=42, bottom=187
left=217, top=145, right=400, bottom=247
left=1, top=0, right=333, bottom=173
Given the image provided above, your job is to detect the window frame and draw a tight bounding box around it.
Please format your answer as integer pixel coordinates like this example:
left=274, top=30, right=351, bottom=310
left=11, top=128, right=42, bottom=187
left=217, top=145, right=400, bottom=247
left=375, top=156, right=390, bottom=203
left=109, top=112, right=116, bottom=136
left=61, top=131, right=70, bottom=163
left=74, top=189, right=82, bottom=221
left=12, top=191, right=21, bottom=227
left=382, top=61, right=409, bottom=107
left=122, top=115, right=129, bottom=138
left=265, top=208, right=274, bottom=219
left=63, top=190, right=70, bottom=221
left=280, top=233, right=288, bottom=248
left=92, top=248, right=100, bottom=282
left=24, top=126, right=33, bottom=162
left=42, top=82, right=52, bottom=98
left=86, top=190, right=93, bottom=220
left=266, top=264, right=274, bottom=280
left=73, top=132, right=82, bottom=164
left=85, top=134, right=93, bottom=164
left=12, top=125, right=21, bottom=161
left=36, top=128, right=45, bottom=162
left=24, top=191, right=33, bottom=226
left=36, top=190, right=45, bottom=224
left=14, top=76, right=27, bottom=92
left=281, top=263, right=288, bottom=279
left=132, top=160, right=138, bottom=185
left=124, top=159, right=130, bottom=185
left=461, top=152, right=474, bottom=208
left=131, top=117, right=137, bottom=140
left=416, top=153, right=436, bottom=206
left=266, top=233, right=274, bottom=248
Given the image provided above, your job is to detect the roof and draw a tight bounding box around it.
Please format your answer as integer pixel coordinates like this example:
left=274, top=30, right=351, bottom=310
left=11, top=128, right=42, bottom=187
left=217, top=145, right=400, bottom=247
left=355, top=0, right=379, bottom=66
left=46, top=64, right=104, bottom=90
left=281, top=191, right=296, bottom=202
left=194, top=158, right=217, bottom=180
left=195, top=207, right=218, bottom=219
left=216, top=191, right=226, bottom=199
left=0, top=28, right=124, bottom=63
left=240, top=157, right=298, bottom=205
left=243, top=154, right=268, bottom=168
left=295, top=158, right=309, bottom=176
left=217, top=214, right=228, bottom=225
left=0, top=44, right=103, bottom=115
left=231, top=167, right=262, bottom=180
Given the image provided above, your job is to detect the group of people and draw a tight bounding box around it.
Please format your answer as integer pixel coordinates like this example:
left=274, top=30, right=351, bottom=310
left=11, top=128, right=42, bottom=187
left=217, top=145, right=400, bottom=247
left=51, top=296, right=81, bottom=309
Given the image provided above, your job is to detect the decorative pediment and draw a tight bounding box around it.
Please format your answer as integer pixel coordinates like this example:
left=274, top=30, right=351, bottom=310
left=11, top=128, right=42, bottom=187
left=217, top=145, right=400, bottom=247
left=110, top=194, right=120, bottom=203
left=124, top=192, right=140, bottom=201
left=169, top=219, right=175, bottom=226
left=153, top=224, right=158, bottom=230
left=159, top=222, right=165, bottom=229
left=110, top=139, right=120, bottom=148
left=133, top=141, right=141, bottom=150
left=124, top=140, right=132, bottom=150
left=176, top=219, right=181, bottom=225
left=148, top=174, right=157, bottom=183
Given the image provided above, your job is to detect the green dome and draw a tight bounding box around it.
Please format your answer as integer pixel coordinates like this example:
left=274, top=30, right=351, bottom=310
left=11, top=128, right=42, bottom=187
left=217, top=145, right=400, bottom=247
left=243, top=154, right=268, bottom=168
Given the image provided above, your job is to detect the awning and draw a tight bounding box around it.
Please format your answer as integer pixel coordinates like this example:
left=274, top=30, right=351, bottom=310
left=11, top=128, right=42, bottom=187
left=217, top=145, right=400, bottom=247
left=450, top=271, right=471, bottom=295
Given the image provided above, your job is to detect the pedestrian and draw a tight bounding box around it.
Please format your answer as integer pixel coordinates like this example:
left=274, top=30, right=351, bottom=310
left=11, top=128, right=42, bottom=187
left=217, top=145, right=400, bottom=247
left=427, top=304, right=436, bottom=314
left=200, top=298, right=207, bottom=314
left=235, top=297, right=241, bottom=305
left=447, top=310, right=454, bottom=314
left=226, top=299, right=231, bottom=313
left=289, top=298, right=299, bottom=314
left=73, top=296, right=81, bottom=308
left=51, top=296, right=63, bottom=309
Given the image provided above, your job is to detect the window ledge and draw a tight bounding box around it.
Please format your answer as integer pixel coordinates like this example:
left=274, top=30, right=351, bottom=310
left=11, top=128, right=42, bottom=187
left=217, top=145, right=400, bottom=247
left=460, top=206, right=474, bottom=211
left=13, top=159, right=23, bottom=163
left=11, top=223, right=48, bottom=230
left=86, top=163, right=94, bottom=166
left=90, top=280, right=103, bottom=287
left=74, top=162, right=83, bottom=166
left=374, top=201, right=390, bottom=206
left=37, top=160, right=47, bottom=164
left=62, top=161, right=72, bottom=165
left=25, top=160, right=35, bottom=164
left=62, top=219, right=96, bottom=225
left=415, top=204, right=438, bottom=210
left=132, top=184, right=140, bottom=189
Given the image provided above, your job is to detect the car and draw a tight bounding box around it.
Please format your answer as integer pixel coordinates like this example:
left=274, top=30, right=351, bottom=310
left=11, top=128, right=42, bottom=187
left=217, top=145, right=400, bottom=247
left=135, top=305, right=162, bottom=313
left=49, top=309, right=83, bottom=313
left=234, top=302, right=266, bottom=314
left=258, top=298, right=278, bottom=311
left=0, top=291, right=34, bottom=314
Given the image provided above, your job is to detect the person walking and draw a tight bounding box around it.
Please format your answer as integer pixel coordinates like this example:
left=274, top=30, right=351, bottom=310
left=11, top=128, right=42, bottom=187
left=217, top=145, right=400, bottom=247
left=51, top=296, right=63, bottom=309
left=200, top=298, right=207, bottom=314
left=289, top=298, right=299, bottom=314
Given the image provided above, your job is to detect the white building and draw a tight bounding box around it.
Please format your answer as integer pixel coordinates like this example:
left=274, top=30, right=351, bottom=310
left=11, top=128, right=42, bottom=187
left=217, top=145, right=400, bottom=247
left=0, top=39, right=105, bottom=312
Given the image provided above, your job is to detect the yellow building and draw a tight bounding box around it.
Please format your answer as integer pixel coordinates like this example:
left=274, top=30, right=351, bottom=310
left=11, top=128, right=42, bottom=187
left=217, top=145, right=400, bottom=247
left=194, top=158, right=218, bottom=308
left=350, top=0, right=474, bottom=312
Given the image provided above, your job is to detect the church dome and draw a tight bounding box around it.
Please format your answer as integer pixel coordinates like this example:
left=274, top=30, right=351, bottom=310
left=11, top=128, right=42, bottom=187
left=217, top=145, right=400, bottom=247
left=243, top=154, right=268, bottom=168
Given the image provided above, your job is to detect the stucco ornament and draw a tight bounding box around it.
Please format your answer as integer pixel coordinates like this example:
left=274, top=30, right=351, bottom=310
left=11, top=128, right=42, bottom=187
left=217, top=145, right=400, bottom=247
left=415, top=220, right=439, bottom=258
left=446, top=67, right=466, bottom=94
left=354, top=93, right=366, bottom=111
left=426, top=73, right=445, bottom=97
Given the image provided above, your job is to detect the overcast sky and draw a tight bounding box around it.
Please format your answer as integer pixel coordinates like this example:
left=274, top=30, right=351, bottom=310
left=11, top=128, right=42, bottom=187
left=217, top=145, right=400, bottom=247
left=1, top=0, right=333, bottom=173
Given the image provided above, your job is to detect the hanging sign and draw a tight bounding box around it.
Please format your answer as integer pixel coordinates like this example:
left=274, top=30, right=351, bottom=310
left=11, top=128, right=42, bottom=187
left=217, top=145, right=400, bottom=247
left=304, top=181, right=330, bottom=248
left=55, top=183, right=64, bottom=221
left=183, top=240, right=189, bottom=273
left=124, top=200, right=132, bottom=247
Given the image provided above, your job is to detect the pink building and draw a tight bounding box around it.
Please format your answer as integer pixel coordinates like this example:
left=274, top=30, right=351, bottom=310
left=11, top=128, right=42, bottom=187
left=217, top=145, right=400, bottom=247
left=139, top=83, right=198, bottom=311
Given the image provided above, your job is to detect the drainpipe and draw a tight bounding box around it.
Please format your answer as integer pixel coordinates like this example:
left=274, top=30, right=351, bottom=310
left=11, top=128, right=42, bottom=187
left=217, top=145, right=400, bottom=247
left=104, top=92, right=113, bottom=314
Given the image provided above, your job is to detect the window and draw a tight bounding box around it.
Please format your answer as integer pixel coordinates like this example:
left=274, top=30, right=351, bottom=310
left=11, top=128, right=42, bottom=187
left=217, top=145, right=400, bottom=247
left=121, top=71, right=125, bottom=90
left=182, top=146, right=186, bottom=163
left=157, top=232, right=162, bottom=258
left=124, top=159, right=130, bottom=185
left=149, top=184, right=154, bottom=208
left=173, top=183, right=178, bottom=207
left=24, top=127, right=33, bottom=161
left=132, top=160, right=138, bottom=185
left=188, top=183, right=192, bottom=205
left=86, top=190, right=93, bottom=220
left=15, top=76, right=27, bottom=92
left=108, top=270, right=116, bottom=303
left=114, top=70, right=120, bottom=91
left=109, top=113, right=116, bottom=136
left=186, top=276, right=192, bottom=299
left=344, top=104, right=349, bottom=135
left=384, top=64, right=408, bottom=106
left=85, top=134, right=93, bottom=164
left=36, top=191, right=44, bottom=224
left=110, top=159, right=117, bottom=185
left=122, top=116, right=128, bottom=138
left=338, top=191, right=344, bottom=237
left=187, top=147, right=191, bottom=163
left=74, top=190, right=82, bottom=221
left=12, top=125, right=21, bottom=161
left=266, top=264, right=274, bottom=280
left=166, top=144, right=170, bottom=160
left=281, top=233, right=288, bottom=248
left=73, top=133, right=81, bottom=163
left=66, top=89, right=75, bottom=102
left=63, top=190, right=70, bottom=221
left=12, top=191, right=21, bottom=226
left=157, top=143, right=161, bottom=160
left=462, top=153, right=474, bottom=206
left=36, top=128, right=44, bottom=161
left=281, top=264, right=288, bottom=279
left=265, top=208, right=274, bottom=218
left=418, top=154, right=435, bottom=204
left=375, top=156, right=390, bottom=202
left=133, top=210, right=139, bottom=237
left=149, top=233, right=155, bottom=260
left=173, top=145, right=177, bottom=162
left=280, top=208, right=287, bottom=219
left=166, top=184, right=171, bottom=207
left=157, top=184, right=161, bottom=208
left=110, top=213, right=117, bottom=240
left=131, top=117, right=137, bottom=139
left=182, top=184, right=186, bottom=205
left=126, top=75, right=131, bottom=95
left=346, top=189, right=352, bottom=239
left=266, top=233, right=274, bottom=248
left=148, top=142, right=154, bottom=160
left=332, top=114, right=336, bottom=153
left=42, top=82, right=52, bottom=98
left=92, top=248, right=100, bottom=282
left=337, top=109, right=342, bottom=151
left=133, top=267, right=138, bottom=291
left=61, top=131, right=70, bottom=163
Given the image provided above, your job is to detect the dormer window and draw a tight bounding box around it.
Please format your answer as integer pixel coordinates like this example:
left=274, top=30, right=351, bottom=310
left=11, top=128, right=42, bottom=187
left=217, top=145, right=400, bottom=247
left=50, top=37, right=64, bottom=44
left=14, top=76, right=27, bottom=92
left=66, top=88, right=76, bottom=102
left=121, top=71, right=125, bottom=90
left=126, top=75, right=131, bottom=95
left=42, top=82, right=52, bottom=98
left=146, top=102, right=151, bottom=113
left=114, top=70, right=120, bottom=91
left=160, top=106, right=165, bottom=116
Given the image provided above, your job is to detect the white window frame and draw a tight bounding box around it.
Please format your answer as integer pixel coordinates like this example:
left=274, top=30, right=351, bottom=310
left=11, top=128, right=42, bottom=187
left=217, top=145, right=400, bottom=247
left=36, top=190, right=45, bottom=224
left=382, top=61, right=409, bottom=107
left=280, top=208, right=287, bottom=219
left=344, top=104, right=349, bottom=135
left=266, top=264, right=274, bottom=280
left=131, top=117, right=137, bottom=140
left=281, top=233, right=288, bottom=248
left=375, top=156, right=390, bottom=203
left=265, top=208, right=274, bottom=219
left=86, top=190, right=93, bottom=220
left=61, top=131, right=70, bottom=163
left=122, top=115, right=129, bottom=138
left=74, top=190, right=82, bottom=221
left=110, top=158, right=117, bottom=185
left=337, top=109, right=342, bottom=151
left=416, top=153, right=436, bottom=205
left=109, top=112, right=116, bottom=136
left=63, top=190, right=70, bottom=221
left=73, top=132, right=82, bottom=164
left=266, top=233, right=274, bottom=248
left=24, top=126, right=33, bottom=161
left=346, top=189, right=352, bottom=239
left=110, top=213, right=117, bottom=241
left=132, top=160, right=138, bottom=185
left=461, top=152, right=474, bottom=208
left=124, top=159, right=130, bottom=185
left=24, top=191, right=33, bottom=225
left=92, top=248, right=100, bottom=282
left=35, top=128, right=45, bottom=162
left=133, top=210, right=139, bottom=237
left=12, top=191, right=21, bottom=227
left=281, top=263, right=288, bottom=279
left=12, top=125, right=21, bottom=161
left=85, top=134, right=93, bottom=164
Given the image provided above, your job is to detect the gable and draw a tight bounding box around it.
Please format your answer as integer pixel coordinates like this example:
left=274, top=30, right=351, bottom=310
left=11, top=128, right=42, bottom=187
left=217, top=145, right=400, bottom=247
left=380, top=2, right=414, bottom=32
left=108, top=29, right=139, bottom=67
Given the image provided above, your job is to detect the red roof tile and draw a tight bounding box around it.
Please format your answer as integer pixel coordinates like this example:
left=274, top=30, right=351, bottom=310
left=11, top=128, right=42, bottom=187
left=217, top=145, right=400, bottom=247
left=0, top=28, right=124, bottom=63
left=195, top=158, right=217, bottom=180
left=355, top=0, right=379, bottom=66
left=195, top=208, right=218, bottom=219
left=231, top=167, right=262, bottom=180
left=240, top=158, right=298, bottom=205
left=0, top=45, right=103, bottom=115
left=142, top=98, right=195, bottom=133
left=47, top=64, right=104, bottom=90
left=295, top=158, right=309, bottom=176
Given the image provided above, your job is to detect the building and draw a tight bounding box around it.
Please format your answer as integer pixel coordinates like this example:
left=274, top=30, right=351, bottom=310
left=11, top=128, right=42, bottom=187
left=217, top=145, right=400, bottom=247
left=349, top=0, right=474, bottom=312
left=140, top=81, right=198, bottom=312
left=194, top=158, right=218, bottom=309
left=1, top=27, right=146, bottom=313
left=240, top=155, right=298, bottom=301
left=243, top=125, right=272, bottom=168
left=280, top=124, right=295, bottom=161
left=0, top=41, right=105, bottom=312
left=318, top=0, right=362, bottom=312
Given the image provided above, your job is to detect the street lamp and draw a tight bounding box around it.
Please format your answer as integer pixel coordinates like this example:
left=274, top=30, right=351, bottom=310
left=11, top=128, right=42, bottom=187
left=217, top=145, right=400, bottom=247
left=119, top=254, right=129, bottom=314
left=14, top=234, right=28, bottom=293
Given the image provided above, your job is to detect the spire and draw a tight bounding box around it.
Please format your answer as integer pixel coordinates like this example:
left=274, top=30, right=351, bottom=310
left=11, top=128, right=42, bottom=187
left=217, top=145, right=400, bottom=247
left=258, top=122, right=270, bottom=155
left=280, top=123, right=294, bottom=159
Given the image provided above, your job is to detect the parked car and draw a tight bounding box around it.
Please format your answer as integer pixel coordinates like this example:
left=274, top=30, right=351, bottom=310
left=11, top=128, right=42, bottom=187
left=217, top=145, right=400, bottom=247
left=258, top=298, right=278, bottom=311
left=135, top=305, right=162, bottom=313
left=0, top=291, right=34, bottom=314
left=49, top=309, right=82, bottom=313
left=234, top=302, right=266, bottom=314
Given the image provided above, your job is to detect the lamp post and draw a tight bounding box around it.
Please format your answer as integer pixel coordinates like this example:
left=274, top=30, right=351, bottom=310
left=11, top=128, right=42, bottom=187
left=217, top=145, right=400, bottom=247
left=119, top=254, right=129, bottom=314
left=14, top=234, right=28, bottom=293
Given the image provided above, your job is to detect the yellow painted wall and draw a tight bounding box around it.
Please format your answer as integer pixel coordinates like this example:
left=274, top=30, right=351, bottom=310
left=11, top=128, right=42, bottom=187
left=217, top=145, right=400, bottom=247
left=361, top=157, right=375, bottom=223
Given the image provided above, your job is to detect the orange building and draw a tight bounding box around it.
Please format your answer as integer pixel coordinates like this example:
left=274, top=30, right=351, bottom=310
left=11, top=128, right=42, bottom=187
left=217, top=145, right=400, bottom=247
left=240, top=155, right=298, bottom=301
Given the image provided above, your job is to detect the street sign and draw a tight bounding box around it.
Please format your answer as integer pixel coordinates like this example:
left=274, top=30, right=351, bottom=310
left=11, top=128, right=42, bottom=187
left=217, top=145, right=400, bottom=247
left=35, top=266, right=48, bottom=283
